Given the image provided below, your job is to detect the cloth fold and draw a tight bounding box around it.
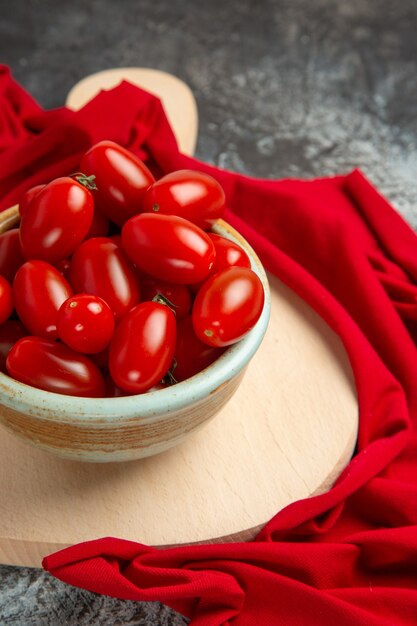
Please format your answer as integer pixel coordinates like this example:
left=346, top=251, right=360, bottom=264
left=1, top=65, right=417, bottom=625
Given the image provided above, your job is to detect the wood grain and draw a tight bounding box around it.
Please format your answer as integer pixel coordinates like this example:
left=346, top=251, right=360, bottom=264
left=0, top=272, right=358, bottom=567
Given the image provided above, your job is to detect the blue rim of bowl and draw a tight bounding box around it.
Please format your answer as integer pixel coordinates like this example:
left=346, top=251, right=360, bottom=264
left=0, top=220, right=271, bottom=423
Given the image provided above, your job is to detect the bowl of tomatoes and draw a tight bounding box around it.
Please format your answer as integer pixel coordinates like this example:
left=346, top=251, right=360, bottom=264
left=0, top=141, right=270, bottom=462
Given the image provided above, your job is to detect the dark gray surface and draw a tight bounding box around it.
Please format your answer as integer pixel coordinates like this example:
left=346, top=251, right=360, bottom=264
left=0, top=565, right=186, bottom=625
left=1, top=0, right=417, bottom=624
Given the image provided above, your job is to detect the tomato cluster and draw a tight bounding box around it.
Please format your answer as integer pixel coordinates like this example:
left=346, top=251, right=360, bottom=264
left=0, top=141, right=264, bottom=398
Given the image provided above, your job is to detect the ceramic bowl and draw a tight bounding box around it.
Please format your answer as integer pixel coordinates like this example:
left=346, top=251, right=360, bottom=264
left=0, top=210, right=271, bottom=462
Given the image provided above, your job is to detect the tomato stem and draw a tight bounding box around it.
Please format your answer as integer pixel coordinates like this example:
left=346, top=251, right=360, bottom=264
left=73, top=173, right=98, bottom=191
left=152, top=203, right=160, bottom=212
left=152, top=293, right=177, bottom=315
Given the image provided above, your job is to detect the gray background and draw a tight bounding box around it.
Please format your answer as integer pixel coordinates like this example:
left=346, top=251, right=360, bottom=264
left=1, top=0, right=416, bottom=623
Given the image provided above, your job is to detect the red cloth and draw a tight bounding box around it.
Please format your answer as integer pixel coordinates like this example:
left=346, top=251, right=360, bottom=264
left=1, top=64, right=417, bottom=625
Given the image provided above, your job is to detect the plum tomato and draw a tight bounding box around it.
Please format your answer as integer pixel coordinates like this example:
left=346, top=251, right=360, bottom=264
left=86, top=209, right=110, bottom=238
left=19, top=177, right=94, bottom=263
left=90, top=346, right=110, bottom=371
left=18, top=184, right=46, bottom=216
left=104, top=374, right=129, bottom=397
left=68, top=237, right=140, bottom=321
left=110, top=234, right=123, bottom=247
left=141, top=276, right=191, bottom=319
left=55, top=257, right=71, bottom=278
left=174, top=316, right=225, bottom=381
left=142, top=170, right=225, bottom=230
left=80, top=140, right=155, bottom=226
left=57, top=294, right=115, bottom=354
left=0, top=229, right=25, bottom=282
left=6, top=336, right=105, bottom=397
left=0, top=319, right=27, bottom=373
left=13, top=260, right=73, bottom=339
left=0, top=276, right=13, bottom=325
left=189, top=233, right=252, bottom=294
left=192, top=267, right=264, bottom=347
left=208, top=233, right=251, bottom=272
left=122, top=214, right=215, bottom=284
left=104, top=375, right=167, bottom=397
left=109, top=301, right=176, bottom=393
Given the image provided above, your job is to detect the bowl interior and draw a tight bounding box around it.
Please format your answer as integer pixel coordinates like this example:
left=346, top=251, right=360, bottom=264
left=0, top=219, right=271, bottom=423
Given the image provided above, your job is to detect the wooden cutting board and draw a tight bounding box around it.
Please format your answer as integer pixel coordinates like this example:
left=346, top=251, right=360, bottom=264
left=0, top=68, right=358, bottom=568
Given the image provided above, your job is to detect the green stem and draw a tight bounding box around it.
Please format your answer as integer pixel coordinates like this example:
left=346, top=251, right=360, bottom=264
left=152, top=293, right=177, bottom=315
left=73, top=173, right=98, bottom=191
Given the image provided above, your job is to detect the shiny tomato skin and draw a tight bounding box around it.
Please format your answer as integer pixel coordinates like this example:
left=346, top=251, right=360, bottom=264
left=6, top=336, right=105, bottom=397
left=141, top=276, right=191, bottom=319
left=68, top=237, right=140, bottom=321
left=190, top=233, right=251, bottom=294
left=208, top=233, right=251, bottom=273
left=104, top=376, right=167, bottom=397
left=80, top=140, right=155, bottom=226
left=142, top=170, right=225, bottom=230
left=175, top=316, right=225, bottom=381
left=19, top=177, right=94, bottom=263
left=122, top=214, right=216, bottom=284
left=0, top=319, right=27, bottom=373
left=57, top=294, right=115, bottom=354
left=0, top=276, right=13, bottom=325
left=13, top=260, right=73, bottom=339
left=109, top=301, right=176, bottom=393
left=0, top=229, right=25, bottom=282
left=18, top=184, right=46, bottom=216
left=192, top=267, right=264, bottom=347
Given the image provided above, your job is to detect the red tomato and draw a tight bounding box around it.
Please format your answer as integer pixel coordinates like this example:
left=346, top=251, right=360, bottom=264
left=90, top=346, right=110, bottom=370
left=68, top=237, right=140, bottom=321
left=57, top=294, right=115, bottom=354
left=190, top=233, right=251, bottom=294
left=18, top=184, right=46, bottom=216
left=71, top=154, right=110, bottom=244
left=110, top=234, right=123, bottom=247
left=192, top=267, right=264, bottom=347
left=19, top=177, right=94, bottom=263
left=0, top=229, right=25, bottom=282
left=122, top=214, right=216, bottom=284
left=0, top=319, right=27, bottom=373
left=208, top=233, right=250, bottom=272
left=80, top=140, right=155, bottom=226
left=6, top=336, right=105, bottom=397
left=86, top=209, right=110, bottom=238
left=174, top=316, right=225, bottom=381
left=143, top=170, right=225, bottom=230
left=141, top=276, right=191, bottom=319
left=55, top=257, right=71, bottom=278
left=109, top=301, right=176, bottom=393
left=104, top=375, right=167, bottom=397
left=0, top=276, right=13, bottom=325
left=104, top=374, right=128, bottom=397
left=13, top=260, right=73, bottom=339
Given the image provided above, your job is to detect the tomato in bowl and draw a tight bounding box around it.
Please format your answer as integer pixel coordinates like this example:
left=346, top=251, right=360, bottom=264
left=0, top=209, right=270, bottom=462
